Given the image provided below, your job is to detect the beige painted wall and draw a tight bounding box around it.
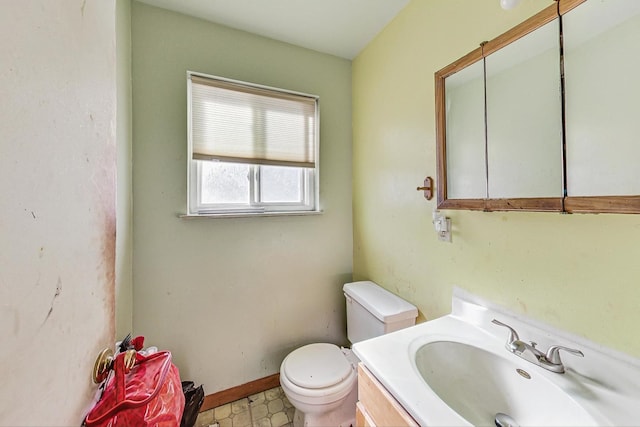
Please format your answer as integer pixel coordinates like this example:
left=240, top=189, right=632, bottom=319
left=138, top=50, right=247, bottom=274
left=353, top=0, right=640, bottom=357
left=116, top=0, right=134, bottom=339
left=0, top=1, right=116, bottom=425
left=131, top=2, right=353, bottom=393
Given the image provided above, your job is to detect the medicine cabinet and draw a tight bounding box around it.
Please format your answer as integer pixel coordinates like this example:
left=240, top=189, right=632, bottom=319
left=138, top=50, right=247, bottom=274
left=436, top=0, right=640, bottom=214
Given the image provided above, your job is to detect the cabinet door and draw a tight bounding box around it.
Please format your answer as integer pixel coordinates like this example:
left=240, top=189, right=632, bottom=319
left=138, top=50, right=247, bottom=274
left=445, top=60, right=487, bottom=200
left=564, top=0, right=640, bottom=197
left=356, top=402, right=376, bottom=427
left=485, top=17, right=563, bottom=199
left=357, top=364, right=419, bottom=427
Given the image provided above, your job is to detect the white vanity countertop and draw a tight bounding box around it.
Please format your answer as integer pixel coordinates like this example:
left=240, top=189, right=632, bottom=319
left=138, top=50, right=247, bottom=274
left=353, top=288, right=640, bottom=426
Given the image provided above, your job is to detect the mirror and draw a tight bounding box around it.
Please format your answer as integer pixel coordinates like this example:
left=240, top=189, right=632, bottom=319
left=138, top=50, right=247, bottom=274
left=436, top=3, right=563, bottom=211
left=445, top=60, right=486, bottom=200
left=563, top=0, right=640, bottom=212
left=436, top=0, right=640, bottom=214
left=485, top=18, right=562, bottom=199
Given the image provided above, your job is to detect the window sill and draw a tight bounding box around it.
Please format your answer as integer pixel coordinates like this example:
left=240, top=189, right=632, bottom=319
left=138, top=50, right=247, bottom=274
left=179, top=210, right=323, bottom=219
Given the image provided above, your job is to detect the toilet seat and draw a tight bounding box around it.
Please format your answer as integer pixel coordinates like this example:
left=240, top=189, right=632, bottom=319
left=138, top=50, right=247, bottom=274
left=280, top=343, right=356, bottom=405
left=284, top=343, right=352, bottom=389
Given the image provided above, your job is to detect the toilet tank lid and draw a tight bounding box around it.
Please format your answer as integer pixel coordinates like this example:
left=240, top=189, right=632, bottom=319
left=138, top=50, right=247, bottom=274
left=343, top=281, right=418, bottom=323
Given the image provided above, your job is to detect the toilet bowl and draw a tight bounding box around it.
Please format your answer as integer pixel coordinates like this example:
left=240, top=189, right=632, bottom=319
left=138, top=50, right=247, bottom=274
left=279, top=281, right=418, bottom=427
left=280, top=343, right=359, bottom=427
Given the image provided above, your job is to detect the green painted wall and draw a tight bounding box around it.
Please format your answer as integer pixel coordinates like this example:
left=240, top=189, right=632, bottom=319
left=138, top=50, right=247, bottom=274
left=353, top=0, right=640, bottom=356
left=131, top=2, right=352, bottom=393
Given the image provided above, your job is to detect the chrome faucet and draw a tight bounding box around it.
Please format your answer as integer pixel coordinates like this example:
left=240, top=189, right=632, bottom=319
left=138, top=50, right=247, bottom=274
left=492, top=319, right=584, bottom=373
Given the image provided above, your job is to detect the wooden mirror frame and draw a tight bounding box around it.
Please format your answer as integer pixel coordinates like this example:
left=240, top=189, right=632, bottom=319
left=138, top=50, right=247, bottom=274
left=435, top=0, right=640, bottom=214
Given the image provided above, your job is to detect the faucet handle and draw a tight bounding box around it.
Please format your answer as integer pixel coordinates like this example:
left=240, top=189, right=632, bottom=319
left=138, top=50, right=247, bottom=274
left=492, top=319, right=520, bottom=346
left=545, top=345, right=584, bottom=365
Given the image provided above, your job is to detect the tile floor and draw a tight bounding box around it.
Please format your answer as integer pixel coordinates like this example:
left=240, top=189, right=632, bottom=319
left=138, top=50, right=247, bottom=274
left=195, top=386, right=294, bottom=427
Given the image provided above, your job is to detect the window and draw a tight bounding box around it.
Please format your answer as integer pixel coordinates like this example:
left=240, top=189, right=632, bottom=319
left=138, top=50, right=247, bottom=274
left=187, top=72, right=319, bottom=215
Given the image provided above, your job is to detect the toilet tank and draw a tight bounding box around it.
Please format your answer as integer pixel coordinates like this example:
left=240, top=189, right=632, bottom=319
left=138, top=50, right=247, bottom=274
left=343, top=281, right=418, bottom=344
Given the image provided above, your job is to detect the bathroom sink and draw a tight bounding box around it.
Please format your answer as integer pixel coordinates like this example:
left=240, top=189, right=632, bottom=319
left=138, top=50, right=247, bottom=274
left=414, top=341, right=598, bottom=426
left=353, top=287, right=640, bottom=426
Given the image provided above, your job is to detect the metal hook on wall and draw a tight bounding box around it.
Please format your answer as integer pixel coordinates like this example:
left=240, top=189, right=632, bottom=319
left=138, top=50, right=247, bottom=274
left=417, top=176, right=434, bottom=200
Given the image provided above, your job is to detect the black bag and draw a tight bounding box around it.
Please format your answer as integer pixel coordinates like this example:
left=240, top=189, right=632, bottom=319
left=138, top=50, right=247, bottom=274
left=180, top=381, right=205, bottom=427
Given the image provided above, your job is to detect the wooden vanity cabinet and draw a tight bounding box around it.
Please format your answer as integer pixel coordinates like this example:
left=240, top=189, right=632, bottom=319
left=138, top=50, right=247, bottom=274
left=356, top=364, right=419, bottom=427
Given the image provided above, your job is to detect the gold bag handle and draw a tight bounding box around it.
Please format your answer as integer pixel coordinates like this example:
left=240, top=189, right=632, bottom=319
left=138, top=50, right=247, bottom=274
left=92, top=348, right=137, bottom=383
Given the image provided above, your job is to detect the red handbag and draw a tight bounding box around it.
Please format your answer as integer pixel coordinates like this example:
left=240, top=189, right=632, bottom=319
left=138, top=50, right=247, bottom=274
left=85, top=350, right=185, bottom=427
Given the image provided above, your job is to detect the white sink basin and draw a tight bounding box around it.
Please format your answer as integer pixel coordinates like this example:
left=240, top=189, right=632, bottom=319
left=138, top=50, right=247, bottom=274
left=415, top=341, right=598, bottom=426
left=353, top=288, right=640, bottom=426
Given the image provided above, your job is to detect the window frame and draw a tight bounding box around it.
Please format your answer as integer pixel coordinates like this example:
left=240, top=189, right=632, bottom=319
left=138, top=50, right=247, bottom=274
left=186, top=71, right=320, bottom=217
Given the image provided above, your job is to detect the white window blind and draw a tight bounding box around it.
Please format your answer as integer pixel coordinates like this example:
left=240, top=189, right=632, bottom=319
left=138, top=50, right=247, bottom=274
left=189, top=74, right=318, bottom=168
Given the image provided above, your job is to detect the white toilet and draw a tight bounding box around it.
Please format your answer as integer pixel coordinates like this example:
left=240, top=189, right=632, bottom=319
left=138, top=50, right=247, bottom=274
left=280, top=281, right=418, bottom=427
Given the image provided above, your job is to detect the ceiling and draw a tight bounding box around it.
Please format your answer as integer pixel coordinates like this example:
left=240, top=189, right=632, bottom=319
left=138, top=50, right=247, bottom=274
left=136, top=0, right=410, bottom=59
